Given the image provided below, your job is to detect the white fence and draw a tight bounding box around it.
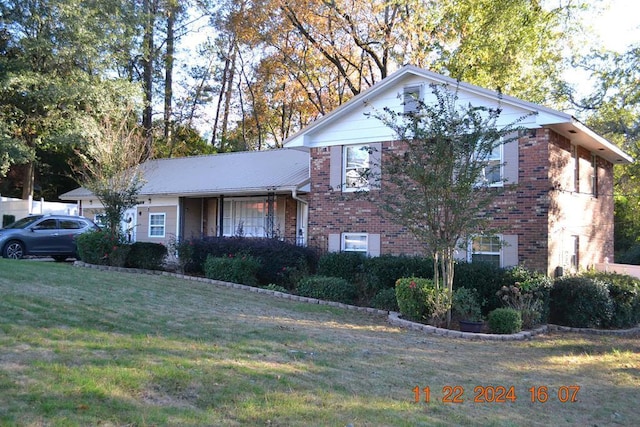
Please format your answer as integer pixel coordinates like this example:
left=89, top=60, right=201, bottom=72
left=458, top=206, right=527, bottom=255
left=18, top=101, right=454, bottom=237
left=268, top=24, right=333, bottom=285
left=1, top=196, right=78, bottom=226
left=594, top=260, right=640, bottom=279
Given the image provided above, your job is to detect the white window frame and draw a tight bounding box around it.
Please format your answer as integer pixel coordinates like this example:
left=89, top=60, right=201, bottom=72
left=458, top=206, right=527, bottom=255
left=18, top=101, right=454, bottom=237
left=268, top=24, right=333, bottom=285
left=483, top=142, right=504, bottom=187
left=222, top=197, right=281, bottom=238
left=148, top=213, right=166, bottom=238
left=468, top=235, right=502, bottom=267
left=403, top=85, right=422, bottom=113
left=590, top=153, right=598, bottom=197
left=343, top=144, right=370, bottom=192
left=342, top=233, right=368, bottom=253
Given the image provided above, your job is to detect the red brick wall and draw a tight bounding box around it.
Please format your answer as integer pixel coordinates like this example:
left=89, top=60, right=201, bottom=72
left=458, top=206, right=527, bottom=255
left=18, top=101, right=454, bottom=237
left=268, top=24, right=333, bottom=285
left=282, top=194, right=300, bottom=242
left=306, top=128, right=617, bottom=276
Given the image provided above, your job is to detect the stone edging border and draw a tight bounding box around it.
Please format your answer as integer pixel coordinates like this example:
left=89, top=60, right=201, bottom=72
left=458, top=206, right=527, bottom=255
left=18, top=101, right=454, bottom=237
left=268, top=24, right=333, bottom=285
left=74, top=261, right=640, bottom=341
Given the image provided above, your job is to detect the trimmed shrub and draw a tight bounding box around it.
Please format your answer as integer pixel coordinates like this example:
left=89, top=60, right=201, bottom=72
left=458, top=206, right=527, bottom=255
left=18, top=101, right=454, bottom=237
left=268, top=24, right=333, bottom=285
left=370, top=287, right=399, bottom=311
left=126, top=242, right=167, bottom=270
left=615, top=244, right=640, bottom=265
left=76, top=230, right=123, bottom=265
left=581, top=271, right=640, bottom=328
left=364, top=254, right=434, bottom=291
left=488, top=308, right=522, bottom=334
left=453, top=261, right=505, bottom=314
left=317, top=251, right=366, bottom=284
left=549, top=276, right=614, bottom=328
left=395, top=277, right=451, bottom=324
left=179, top=237, right=317, bottom=289
left=204, top=253, right=261, bottom=286
left=296, top=276, right=357, bottom=304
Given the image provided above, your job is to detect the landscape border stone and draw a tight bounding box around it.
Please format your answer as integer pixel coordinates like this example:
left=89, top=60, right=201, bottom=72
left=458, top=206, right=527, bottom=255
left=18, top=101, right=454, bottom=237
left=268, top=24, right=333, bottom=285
left=73, top=261, right=640, bottom=340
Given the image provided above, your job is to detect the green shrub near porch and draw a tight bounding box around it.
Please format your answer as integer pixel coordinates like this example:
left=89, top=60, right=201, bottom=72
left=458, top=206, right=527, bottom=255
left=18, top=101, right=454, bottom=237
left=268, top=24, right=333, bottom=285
left=204, top=253, right=261, bottom=286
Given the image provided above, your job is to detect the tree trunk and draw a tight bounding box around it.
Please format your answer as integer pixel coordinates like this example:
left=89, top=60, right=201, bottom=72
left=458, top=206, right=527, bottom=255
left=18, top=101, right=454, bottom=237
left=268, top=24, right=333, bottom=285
left=142, top=0, right=155, bottom=159
left=164, top=2, right=175, bottom=154
left=21, top=161, right=35, bottom=201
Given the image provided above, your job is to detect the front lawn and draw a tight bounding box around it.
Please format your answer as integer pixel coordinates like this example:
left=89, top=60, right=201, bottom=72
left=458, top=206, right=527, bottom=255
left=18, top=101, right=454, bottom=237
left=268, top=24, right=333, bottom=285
left=0, top=259, right=638, bottom=426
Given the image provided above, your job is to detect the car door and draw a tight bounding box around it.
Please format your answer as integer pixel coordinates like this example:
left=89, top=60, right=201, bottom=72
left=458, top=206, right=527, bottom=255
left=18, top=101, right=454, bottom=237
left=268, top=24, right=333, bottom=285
left=59, top=219, right=88, bottom=253
left=26, top=218, right=60, bottom=254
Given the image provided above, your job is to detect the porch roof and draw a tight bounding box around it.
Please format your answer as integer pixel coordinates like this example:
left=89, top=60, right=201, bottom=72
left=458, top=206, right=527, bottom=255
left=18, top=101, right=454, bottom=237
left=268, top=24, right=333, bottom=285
left=61, top=148, right=310, bottom=200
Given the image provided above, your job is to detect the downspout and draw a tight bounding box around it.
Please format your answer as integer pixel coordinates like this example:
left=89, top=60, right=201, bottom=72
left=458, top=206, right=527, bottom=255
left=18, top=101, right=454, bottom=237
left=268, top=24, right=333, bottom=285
left=291, top=186, right=308, bottom=246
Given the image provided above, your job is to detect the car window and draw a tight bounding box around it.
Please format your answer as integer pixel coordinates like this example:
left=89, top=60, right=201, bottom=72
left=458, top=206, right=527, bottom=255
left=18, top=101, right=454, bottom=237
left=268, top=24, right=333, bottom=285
left=34, top=219, right=58, bottom=230
left=5, top=216, right=43, bottom=229
left=60, top=219, right=83, bottom=229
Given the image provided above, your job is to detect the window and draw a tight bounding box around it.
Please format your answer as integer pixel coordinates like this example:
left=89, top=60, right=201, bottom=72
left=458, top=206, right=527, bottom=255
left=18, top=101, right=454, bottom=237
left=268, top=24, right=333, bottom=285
left=590, top=154, right=598, bottom=197
left=470, top=235, right=501, bottom=267
left=479, top=143, right=503, bottom=186
left=149, top=213, right=166, bottom=237
left=403, top=85, right=421, bottom=113
left=222, top=198, right=280, bottom=237
left=342, top=233, right=368, bottom=253
left=572, top=145, right=578, bottom=192
left=34, top=219, right=58, bottom=230
left=565, top=235, right=579, bottom=270
left=343, top=145, right=370, bottom=191
left=60, top=219, right=83, bottom=229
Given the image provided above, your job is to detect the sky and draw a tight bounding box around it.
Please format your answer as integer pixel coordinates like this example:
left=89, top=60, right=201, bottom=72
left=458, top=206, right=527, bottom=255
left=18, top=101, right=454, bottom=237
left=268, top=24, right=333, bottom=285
left=587, top=0, right=640, bottom=52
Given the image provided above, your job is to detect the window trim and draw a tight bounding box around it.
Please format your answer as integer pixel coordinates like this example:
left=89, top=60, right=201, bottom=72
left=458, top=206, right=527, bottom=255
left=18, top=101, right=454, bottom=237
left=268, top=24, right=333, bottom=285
left=341, top=233, right=368, bottom=253
left=591, top=153, right=598, bottom=197
left=148, top=213, right=166, bottom=238
left=343, top=144, right=371, bottom=192
left=468, top=235, right=502, bottom=267
left=483, top=141, right=504, bottom=188
left=403, top=85, right=422, bottom=113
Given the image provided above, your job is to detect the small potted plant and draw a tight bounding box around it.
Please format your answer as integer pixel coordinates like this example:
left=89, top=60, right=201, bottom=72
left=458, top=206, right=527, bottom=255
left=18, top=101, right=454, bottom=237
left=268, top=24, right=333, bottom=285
left=452, top=287, right=484, bottom=333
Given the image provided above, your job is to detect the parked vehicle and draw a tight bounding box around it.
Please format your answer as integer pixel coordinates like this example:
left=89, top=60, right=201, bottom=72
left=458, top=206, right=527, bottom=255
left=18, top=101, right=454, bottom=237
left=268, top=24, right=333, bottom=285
left=0, top=214, right=99, bottom=261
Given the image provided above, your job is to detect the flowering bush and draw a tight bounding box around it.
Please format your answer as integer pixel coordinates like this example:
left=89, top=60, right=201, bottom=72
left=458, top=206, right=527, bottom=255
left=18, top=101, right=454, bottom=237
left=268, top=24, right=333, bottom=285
left=76, top=230, right=125, bottom=265
left=395, top=277, right=451, bottom=325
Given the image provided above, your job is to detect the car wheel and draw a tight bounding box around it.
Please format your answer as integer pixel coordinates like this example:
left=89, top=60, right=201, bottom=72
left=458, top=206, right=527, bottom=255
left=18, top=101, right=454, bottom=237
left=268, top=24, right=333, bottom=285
left=4, top=241, right=25, bottom=259
left=53, top=255, right=68, bottom=262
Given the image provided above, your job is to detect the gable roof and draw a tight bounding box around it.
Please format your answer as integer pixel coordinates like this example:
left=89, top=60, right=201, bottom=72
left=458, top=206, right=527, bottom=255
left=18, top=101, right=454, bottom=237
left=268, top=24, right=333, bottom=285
left=284, top=65, right=632, bottom=164
left=60, top=148, right=310, bottom=200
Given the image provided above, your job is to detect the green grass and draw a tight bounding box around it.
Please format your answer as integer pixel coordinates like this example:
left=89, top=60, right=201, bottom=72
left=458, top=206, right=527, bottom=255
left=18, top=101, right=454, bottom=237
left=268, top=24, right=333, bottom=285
left=0, top=259, right=638, bottom=426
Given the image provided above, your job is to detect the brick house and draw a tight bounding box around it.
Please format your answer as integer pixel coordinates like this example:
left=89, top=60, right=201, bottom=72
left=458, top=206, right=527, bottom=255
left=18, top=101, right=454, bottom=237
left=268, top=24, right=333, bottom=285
left=62, top=66, right=632, bottom=276
left=283, top=65, right=632, bottom=276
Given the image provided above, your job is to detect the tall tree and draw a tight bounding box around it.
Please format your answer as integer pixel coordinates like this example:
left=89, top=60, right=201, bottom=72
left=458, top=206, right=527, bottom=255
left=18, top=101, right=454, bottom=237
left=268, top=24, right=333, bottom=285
left=202, top=0, right=582, bottom=149
left=571, top=46, right=640, bottom=254
left=372, top=83, right=528, bottom=325
left=74, top=107, right=147, bottom=236
left=0, top=0, right=140, bottom=198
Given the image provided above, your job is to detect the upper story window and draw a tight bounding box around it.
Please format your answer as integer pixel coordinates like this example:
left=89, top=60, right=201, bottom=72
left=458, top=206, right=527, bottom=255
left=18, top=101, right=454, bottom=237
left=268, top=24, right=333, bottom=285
left=403, top=85, right=421, bottom=113
left=572, top=145, right=578, bottom=192
left=343, top=144, right=370, bottom=191
left=590, top=154, right=598, bottom=197
left=481, top=143, right=503, bottom=186
left=469, top=235, right=501, bottom=267
left=149, top=213, right=166, bottom=238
